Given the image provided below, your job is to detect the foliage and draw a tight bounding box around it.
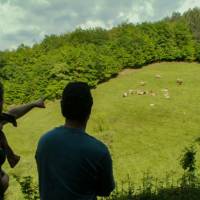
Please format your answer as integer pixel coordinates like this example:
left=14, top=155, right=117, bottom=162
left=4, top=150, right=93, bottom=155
left=0, top=8, right=199, bottom=104
left=12, top=166, right=200, bottom=200
left=180, top=146, right=196, bottom=173
left=183, top=7, right=200, bottom=41
left=101, top=145, right=200, bottom=200
left=195, top=42, right=200, bottom=61
left=179, top=145, right=198, bottom=190
left=12, top=174, right=39, bottom=200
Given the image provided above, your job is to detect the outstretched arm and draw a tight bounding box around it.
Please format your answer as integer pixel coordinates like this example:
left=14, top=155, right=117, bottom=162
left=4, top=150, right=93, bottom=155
left=0, top=99, right=46, bottom=168
left=0, top=98, right=45, bottom=127
left=7, top=99, right=45, bottom=119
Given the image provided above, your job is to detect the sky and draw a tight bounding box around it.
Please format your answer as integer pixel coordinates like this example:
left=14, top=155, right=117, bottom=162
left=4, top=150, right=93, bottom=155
left=0, top=0, right=200, bottom=50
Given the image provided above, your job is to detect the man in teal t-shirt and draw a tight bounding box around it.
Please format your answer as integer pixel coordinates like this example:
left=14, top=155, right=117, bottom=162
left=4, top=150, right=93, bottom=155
left=35, top=82, right=115, bottom=200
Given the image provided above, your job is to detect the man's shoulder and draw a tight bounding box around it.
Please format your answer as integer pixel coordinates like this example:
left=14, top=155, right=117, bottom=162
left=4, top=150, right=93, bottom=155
left=37, top=126, right=62, bottom=147
left=84, top=133, right=109, bottom=155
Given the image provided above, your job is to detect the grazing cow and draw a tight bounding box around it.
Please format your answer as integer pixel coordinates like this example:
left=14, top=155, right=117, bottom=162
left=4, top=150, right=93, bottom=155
left=136, top=90, right=146, bottom=95
left=123, top=92, right=128, bottom=97
left=164, top=94, right=170, bottom=99
left=161, top=88, right=168, bottom=92
left=155, top=74, right=161, bottom=79
left=149, top=90, right=156, bottom=96
left=128, top=89, right=134, bottom=95
left=176, top=79, right=183, bottom=85
left=140, top=81, right=146, bottom=86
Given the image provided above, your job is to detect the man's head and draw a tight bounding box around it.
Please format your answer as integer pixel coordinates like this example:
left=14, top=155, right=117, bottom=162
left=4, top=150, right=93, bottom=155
left=61, top=82, right=93, bottom=123
left=0, top=82, right=3, bottom=114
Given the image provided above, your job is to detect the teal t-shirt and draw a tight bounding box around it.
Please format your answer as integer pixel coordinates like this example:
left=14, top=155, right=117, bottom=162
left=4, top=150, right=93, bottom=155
left=35, top=126, right=115, bottom=200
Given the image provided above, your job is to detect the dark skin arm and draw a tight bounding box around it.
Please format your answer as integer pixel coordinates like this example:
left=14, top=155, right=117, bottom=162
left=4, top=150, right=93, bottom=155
left=8, top=99, right=45, bottom=119
left=0, top=99, right=45, bottom=128
left=0, top=170, right=9, bottom=194
left=0, top=99, right=46, bottom=168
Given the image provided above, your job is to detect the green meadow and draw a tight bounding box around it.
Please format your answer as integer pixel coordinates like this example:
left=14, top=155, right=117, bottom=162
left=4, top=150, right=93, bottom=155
left=3, top=62, right=200, bottom=199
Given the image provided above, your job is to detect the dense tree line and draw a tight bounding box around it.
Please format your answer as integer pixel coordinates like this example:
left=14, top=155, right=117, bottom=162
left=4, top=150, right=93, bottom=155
left=0, top=8, right=200, bottom=104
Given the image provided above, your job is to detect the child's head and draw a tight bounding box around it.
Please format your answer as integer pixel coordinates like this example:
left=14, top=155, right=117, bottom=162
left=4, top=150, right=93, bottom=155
left=0, top=82, right=3, bottom=113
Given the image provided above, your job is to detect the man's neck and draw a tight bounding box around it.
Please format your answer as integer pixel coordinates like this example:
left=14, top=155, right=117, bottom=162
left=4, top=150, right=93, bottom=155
left=64, top=120, right=87, bottom=131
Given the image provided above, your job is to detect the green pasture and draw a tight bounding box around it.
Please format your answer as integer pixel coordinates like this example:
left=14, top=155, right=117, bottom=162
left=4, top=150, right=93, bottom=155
left=3, top=62, right=200, bottom=199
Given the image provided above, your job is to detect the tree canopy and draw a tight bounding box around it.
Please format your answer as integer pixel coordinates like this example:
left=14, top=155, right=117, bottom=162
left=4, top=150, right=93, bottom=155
left=0, top=8, right=200, bottom=104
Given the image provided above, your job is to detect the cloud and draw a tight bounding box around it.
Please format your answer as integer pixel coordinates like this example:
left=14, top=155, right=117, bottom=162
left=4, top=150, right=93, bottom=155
left=0, top=0, right=199, bottom=50
left=178, top=0, right=200, bottom=13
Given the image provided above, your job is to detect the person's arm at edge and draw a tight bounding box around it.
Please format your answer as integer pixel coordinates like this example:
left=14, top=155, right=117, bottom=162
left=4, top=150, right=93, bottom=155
left=7, top=98, right=45, bottom=119
left=0, top=99, right=45, bottom=127
left=96, top=149, right=115, bottom=197
left=0, top=171, right=9, bottom=194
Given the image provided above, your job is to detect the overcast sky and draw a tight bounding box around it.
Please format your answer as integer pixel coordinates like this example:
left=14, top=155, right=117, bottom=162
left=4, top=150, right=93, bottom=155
left=0, top=0, right=200, bottom=50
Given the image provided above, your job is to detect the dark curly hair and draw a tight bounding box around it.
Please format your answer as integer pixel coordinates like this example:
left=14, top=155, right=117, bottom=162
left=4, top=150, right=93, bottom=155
left=61, top=82, right=93, bottom=122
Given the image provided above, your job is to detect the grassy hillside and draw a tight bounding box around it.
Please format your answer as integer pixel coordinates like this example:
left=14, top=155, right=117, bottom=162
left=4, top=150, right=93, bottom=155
left=3, top=62, right=200, bottom=199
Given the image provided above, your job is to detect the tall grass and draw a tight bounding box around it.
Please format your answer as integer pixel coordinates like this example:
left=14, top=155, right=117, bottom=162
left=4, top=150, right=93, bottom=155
left=3, top=62, right=200, bottom=199
left=12, top=145, right=200, bottom=200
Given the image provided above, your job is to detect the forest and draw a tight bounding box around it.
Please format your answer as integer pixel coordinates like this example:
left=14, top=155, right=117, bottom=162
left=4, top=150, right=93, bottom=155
left=0, top=7, right=200, bottom=104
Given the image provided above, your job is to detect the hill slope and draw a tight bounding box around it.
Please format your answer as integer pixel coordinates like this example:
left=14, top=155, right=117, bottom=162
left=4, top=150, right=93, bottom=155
left=3, top=62, right=200, bottom=199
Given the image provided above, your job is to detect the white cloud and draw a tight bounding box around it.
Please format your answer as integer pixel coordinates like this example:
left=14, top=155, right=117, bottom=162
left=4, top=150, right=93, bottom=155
left=0, top=0, right=199, bottom=50
left=79, top=20, right=107, bottom=29
left=115, top=1, right=154, bottom=24
left=0, top=2, right=24, bottom=33
left=178, top=0, right=200, bottom=13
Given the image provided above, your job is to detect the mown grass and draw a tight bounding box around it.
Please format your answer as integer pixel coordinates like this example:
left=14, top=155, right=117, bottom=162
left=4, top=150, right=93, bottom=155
left=3, top=62, right=200, bottom=199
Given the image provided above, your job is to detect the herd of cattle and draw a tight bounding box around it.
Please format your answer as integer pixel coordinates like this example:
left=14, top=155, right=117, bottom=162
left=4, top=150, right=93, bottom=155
left=122, top=74, right=183, bottom=100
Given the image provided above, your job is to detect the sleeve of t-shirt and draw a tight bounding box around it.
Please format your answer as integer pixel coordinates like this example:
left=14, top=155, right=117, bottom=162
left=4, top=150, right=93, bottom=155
left=96, top=149, right=115, bottom=196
